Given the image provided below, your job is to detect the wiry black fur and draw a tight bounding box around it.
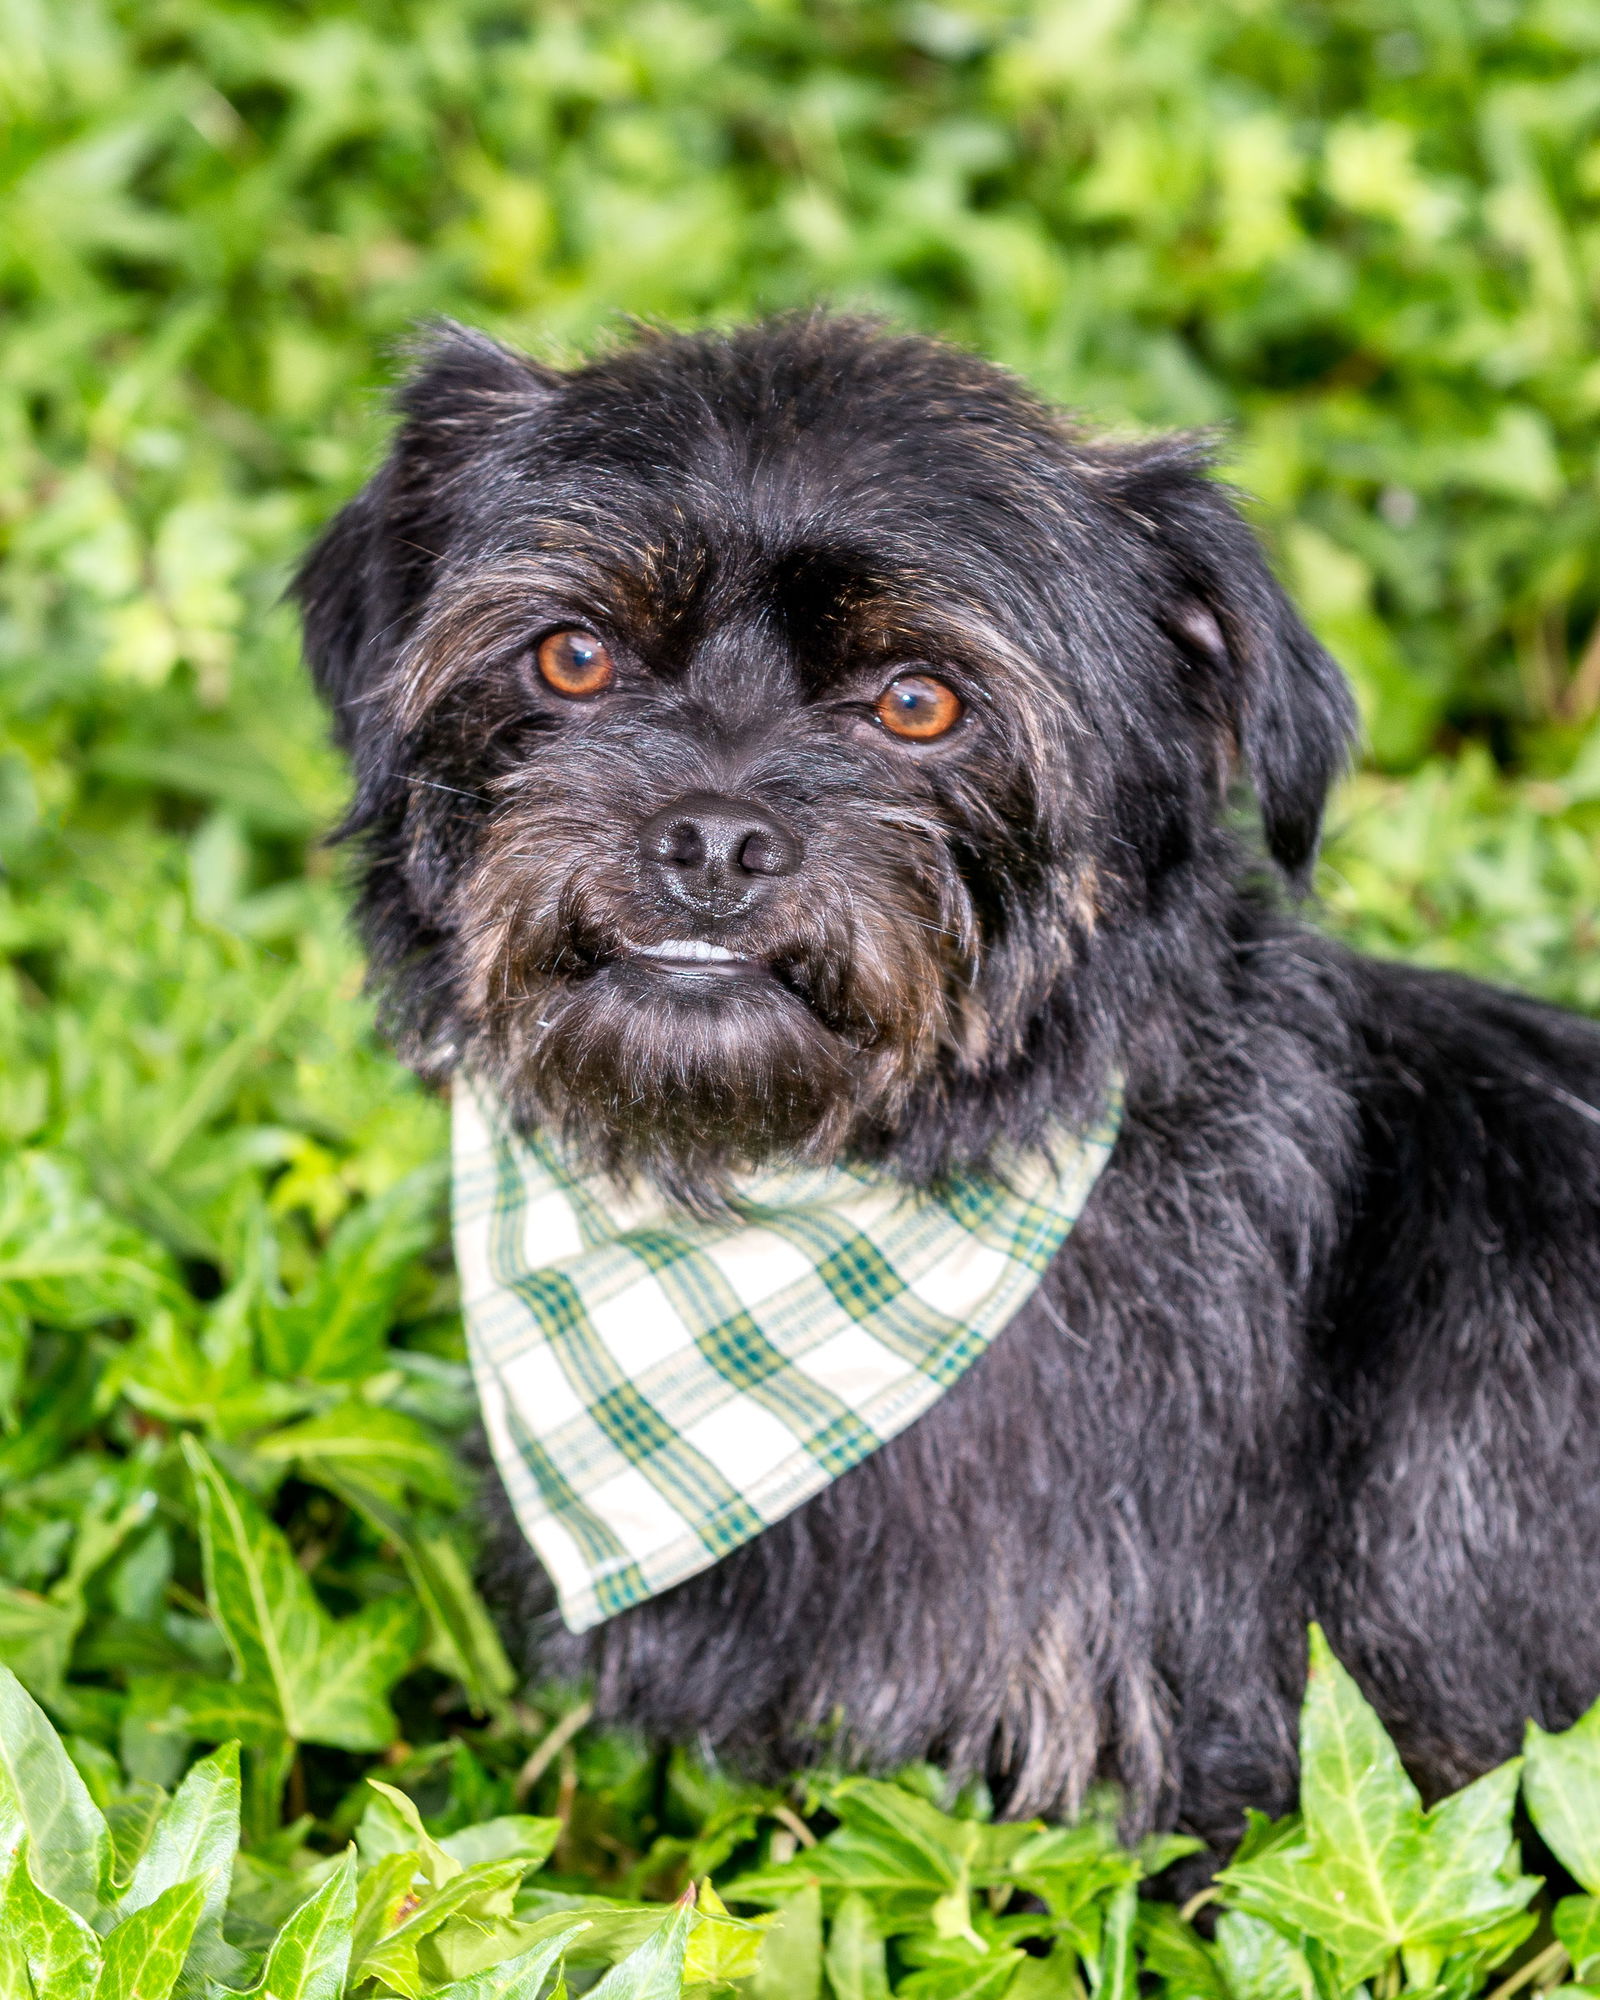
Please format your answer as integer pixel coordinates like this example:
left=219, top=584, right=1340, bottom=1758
left=296, top=314, right=1600, bottom=1849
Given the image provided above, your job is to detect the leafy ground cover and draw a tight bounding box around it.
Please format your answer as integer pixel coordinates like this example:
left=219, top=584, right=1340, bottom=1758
left=4, top=0, right=1600, bottom=1993
left=11, top=1620, right=1600, bottom=1999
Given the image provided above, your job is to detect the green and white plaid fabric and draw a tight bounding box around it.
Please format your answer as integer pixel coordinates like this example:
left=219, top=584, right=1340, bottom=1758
left=453, top=1071, right=1122, bottom=1633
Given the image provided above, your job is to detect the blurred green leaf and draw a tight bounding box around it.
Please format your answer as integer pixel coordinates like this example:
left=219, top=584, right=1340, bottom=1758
left=1555, top=1896, right=1600, bottom=1984
left=1526, top=1695, right=1600, bottom=1893
left=0, top=1663, right=112, bottom=1920
left=182, top=1437, right=420, bottom=1758
left=824, top=1893, right=891, bottom=2000
left=589, top=1897, right=694, bottom=2000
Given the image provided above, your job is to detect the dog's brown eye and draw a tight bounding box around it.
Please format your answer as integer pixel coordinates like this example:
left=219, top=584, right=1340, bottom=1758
left=537, top=628, right=615, bottom=698
left=875, top=673, right=963, bottom=742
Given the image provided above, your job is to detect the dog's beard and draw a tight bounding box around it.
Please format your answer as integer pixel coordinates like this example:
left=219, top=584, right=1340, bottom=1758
left=449, top=762, right=974, bottom=1200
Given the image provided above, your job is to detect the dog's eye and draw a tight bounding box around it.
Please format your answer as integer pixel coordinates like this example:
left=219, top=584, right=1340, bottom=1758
left=875, top=673, right=963, bottom=742
left=536, top=629, right=615, bottom=699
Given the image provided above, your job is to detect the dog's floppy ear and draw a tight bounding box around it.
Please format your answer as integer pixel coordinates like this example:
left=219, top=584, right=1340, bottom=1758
left=295, top=321, right=557, bottom=760
left=1101, top=438, right=1359, bottom=888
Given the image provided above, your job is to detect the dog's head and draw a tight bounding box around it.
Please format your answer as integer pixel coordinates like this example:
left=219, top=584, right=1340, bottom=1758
left=297, top=315, right=1355, bottom=1194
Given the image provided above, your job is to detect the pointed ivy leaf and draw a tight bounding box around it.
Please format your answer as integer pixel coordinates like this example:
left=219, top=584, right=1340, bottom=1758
left=729, top=1777, right=981, bottom=1928
left=364, top=1777, right=462, bottom=1886
left=106, top=1781, right=170, bottom=1887
left=1526, top=1698, right=1600, bottom=1893
left=895, top=1935, right=1024, bottom=2000
left=317, top=1469, right=513, bottom=1717
left=257, top=1166, right=444, bottom=1382
left=1220, top=1629, right=1534, bottom=1984
left=426, top=1920, right=589, bottom=2000
left=1229, top=1812, right=1305, bottom=1871
left=750, top=1882, right=822, bottom=2000
left=439, top=1815, right=562, bottom=1872
left=824, top=1893, right=891, bottom=2000
left=254, top=1403, right=463, bottom=1509
left=1008, top=1955, right=1085, bottom=2000
left=249, top=1847, right=356, bottom=2000
left=134, top=1674, right=286, bottom=1755
left=1556, top=1897, right=1600, bottom=1983
left=1212, top=1911, right=1315, bottom=2000
left=823, top=1779, right=972, bottom=1891
left=1009, top=1817, right=1142, bottom=1934
left=289, top=1596, right=421, bottom=1750
left=349, top=1850, right=426, bottom=1977
left=180, top=1435, right=315, bottom=1721
left=0, top=1579, right=80, bottom=1703
left=94, top=1874, right=208, bottom=2000
left=1137, top=1903, right=1228, bottom=2000
left=3, top=1842, right=103, bottom=2000
left=358, top=1856, right=529, bottom=1994
left=0, top=1662, right=112, bottom=1919
left=117, top=1742, right=242, bottom=1987
left=1097, top=1877, right=1139, bottom=2000
left=683, top=1881, right=771, bottom=1988
left=181, top=1439, right=419, bottom=1753
left=588, top=1897, right=694, bottom=2000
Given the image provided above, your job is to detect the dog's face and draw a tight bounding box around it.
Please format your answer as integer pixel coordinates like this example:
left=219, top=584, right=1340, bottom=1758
left=298, top=318, right=1354, bottom=1192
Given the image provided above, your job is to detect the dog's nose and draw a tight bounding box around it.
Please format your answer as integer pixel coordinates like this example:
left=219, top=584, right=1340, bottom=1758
left=639, top=793, right=801, bottom=914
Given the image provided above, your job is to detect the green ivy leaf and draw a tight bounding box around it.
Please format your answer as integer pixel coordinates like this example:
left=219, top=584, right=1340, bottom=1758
left=254, top=1402, right=463, bottom=1509
left=749, top=1881, right=822, bottom=2000
left=682, top=1880, right=770, bottom=1988
left=1137, top=1903, right=1228, bottom=2000
left=0, top=1580, right=79, bottom=1704
left=246, top=1847, right=356, bottom=2000
left=0, top=1662, right=112, bottom=1920
left=1556, top=1897, right=1600, bottom=1984
left=257, top=1166, right=444, bottom=1383
left=588, top=1896, right=695, bottom=2000
left=439, top=1815, right=562, bottom=1872
left=115, top=1741, right=241, bottom=1987
left=362, top=1777, right=464, bottom=1886
left=732, top=1777, right=983, bottom=1931
left=180, top=1438, right=420, bottom=1755
left=824, top=1893, right=891, bottom=2000
left=1220, top=1629, right=1535, bottom=1985
left=1097, top=1878, right=1139, bottom=2000
left=316, top=1468, right=514, bottom=1718
left=2, top=1841, right=104, bottom=2000
left=349, top=1848, right=425, bottom=1975
left=93, top=1874, right=208, bottom=2000
left=427, top=1920, right=590, bottom=2000
left=1526, top=1697, right=1600, bottom=1893
left=357, top=1856, right=530, bottom=1995
left=1212, top=1911, right=1315, bottom=2000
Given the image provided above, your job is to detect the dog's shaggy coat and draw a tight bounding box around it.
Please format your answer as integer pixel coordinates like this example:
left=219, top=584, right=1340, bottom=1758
left=297, top=315, right=1600, bottom=1848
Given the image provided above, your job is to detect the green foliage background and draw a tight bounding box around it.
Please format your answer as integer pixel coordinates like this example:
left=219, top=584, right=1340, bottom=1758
left=3, top=0, right=1600, bottom=1992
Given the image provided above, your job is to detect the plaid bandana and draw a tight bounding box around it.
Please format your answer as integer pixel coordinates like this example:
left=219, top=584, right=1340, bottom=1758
left=453, top=1072, right=1122, bottom=1633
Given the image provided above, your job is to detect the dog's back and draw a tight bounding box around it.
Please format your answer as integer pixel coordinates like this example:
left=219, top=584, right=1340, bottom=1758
left=1320, top=956, right=1600, bottom=1793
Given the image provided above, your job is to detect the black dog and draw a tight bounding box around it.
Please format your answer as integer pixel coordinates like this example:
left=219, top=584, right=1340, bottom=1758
left=296, top=315, right=1600, bottom=1848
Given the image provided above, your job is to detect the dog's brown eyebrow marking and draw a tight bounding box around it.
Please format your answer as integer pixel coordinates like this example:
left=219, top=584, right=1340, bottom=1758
left=385, top=550, right=630, bottom=728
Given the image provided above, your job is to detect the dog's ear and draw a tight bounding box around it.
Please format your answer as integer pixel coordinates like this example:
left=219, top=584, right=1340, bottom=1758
left=295, top=322, right=558, bottom=759
left=1099, top=438, right=1359, bottom=888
